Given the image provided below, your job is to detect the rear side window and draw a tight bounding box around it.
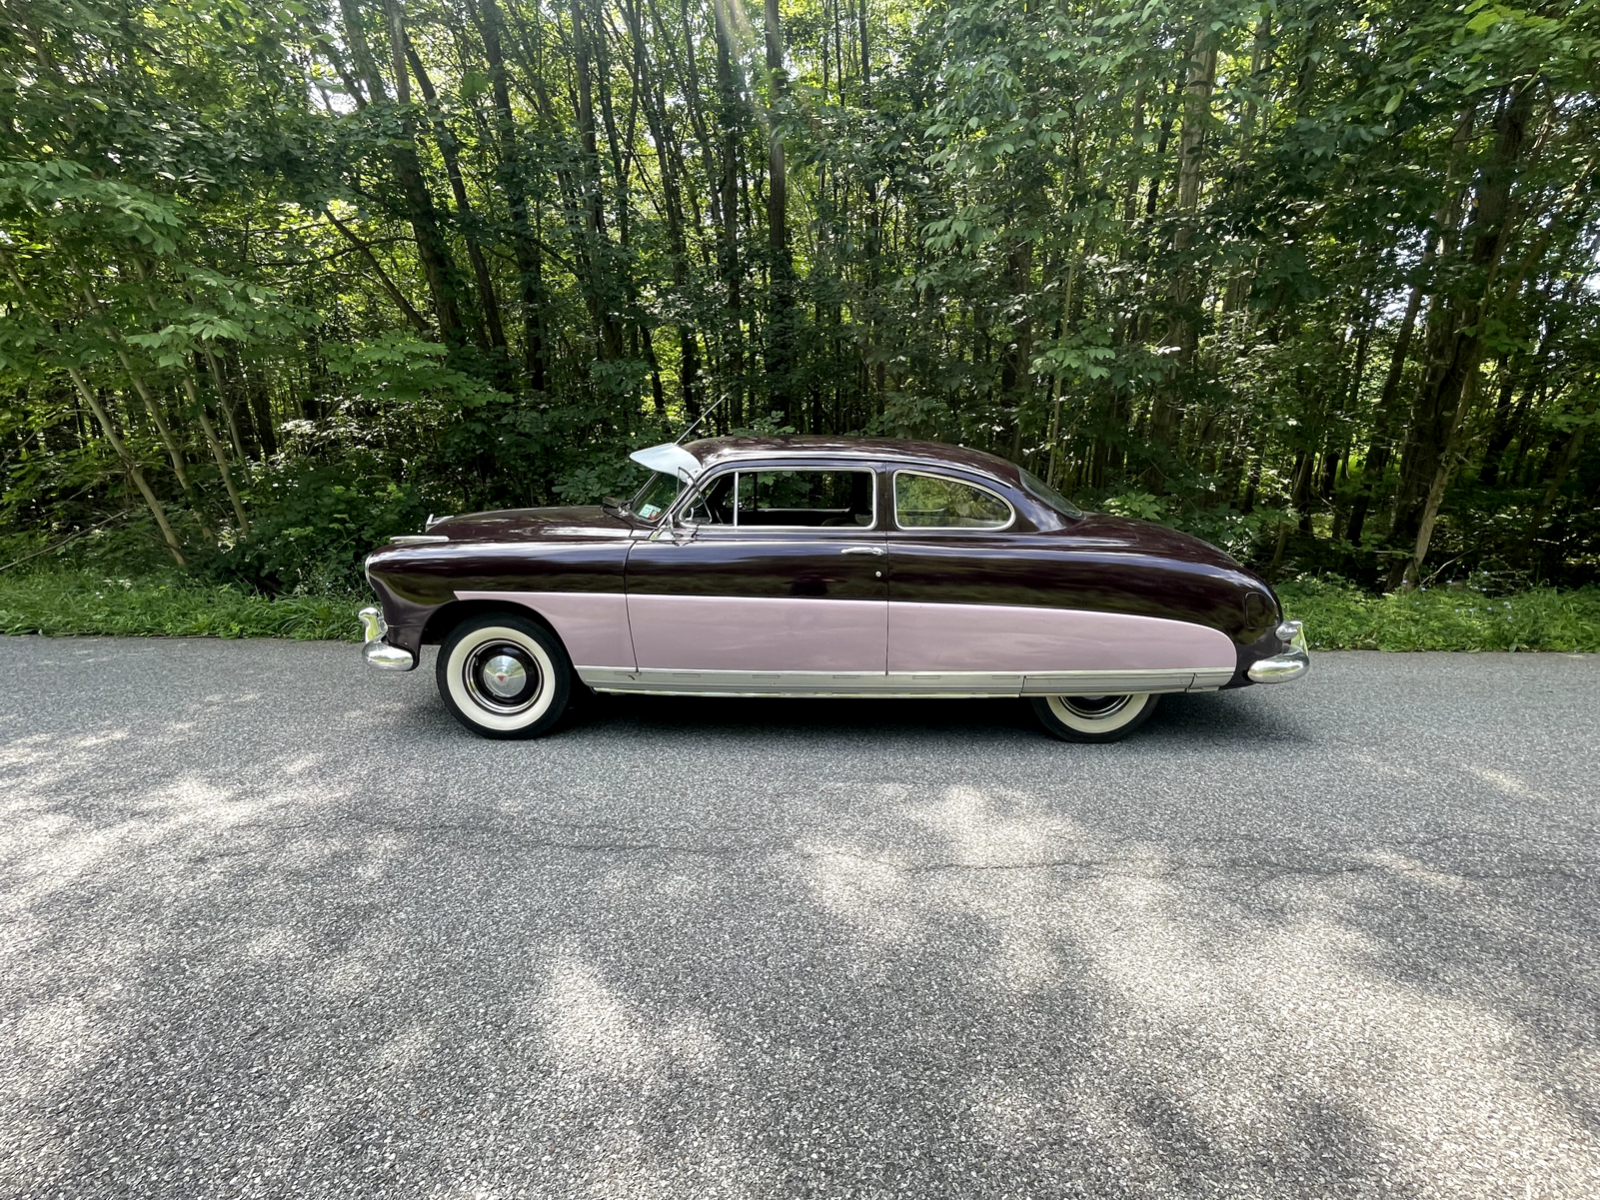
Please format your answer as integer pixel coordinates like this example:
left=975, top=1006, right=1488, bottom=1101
left=894, top=472, right=1013, bottom=529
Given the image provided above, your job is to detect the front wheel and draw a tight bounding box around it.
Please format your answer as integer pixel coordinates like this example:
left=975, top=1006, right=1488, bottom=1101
left=437, top=613, right=572, bottom=739
left=1031, top=693, right=1159, bottom=743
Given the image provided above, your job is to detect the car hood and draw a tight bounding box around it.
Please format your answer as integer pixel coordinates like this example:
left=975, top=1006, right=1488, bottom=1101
left=1065, top=513, right=1254, bottom=576
left=421, top=505, right=635, bottom=542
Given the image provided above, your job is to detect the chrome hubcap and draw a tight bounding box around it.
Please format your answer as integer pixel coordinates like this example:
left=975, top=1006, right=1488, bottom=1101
left=463, top=640, right=542, bottom=714
left=481, top=654, right=526, bottom=698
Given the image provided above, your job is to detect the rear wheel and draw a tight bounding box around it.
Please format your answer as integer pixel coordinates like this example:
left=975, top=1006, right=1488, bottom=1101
left=437, top=613, right=572, bottom=739
left=1031, top=692, right=1158, bottom=743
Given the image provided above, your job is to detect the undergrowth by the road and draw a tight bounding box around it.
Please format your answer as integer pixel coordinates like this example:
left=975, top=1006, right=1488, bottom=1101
left=1, top=569, right=1596, bottom=652
left=1276, top=580, right=1600, bottom=652
left=0, top=570, right=363, bottom=641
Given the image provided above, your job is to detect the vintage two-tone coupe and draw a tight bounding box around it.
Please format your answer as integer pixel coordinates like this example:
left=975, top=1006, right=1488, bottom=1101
left=358, top=436, right=1308, bottom=741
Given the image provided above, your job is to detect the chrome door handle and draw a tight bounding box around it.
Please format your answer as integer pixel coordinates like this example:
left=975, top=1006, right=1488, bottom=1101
left=840, top=546, right=886, bottom=556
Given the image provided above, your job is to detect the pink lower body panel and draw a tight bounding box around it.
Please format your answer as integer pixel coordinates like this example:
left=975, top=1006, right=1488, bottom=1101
left=888, top=601, right=1236, bottom=674
left=628, top=594, right=888, bottom=672
left=454, top=591, right=635, bottom=669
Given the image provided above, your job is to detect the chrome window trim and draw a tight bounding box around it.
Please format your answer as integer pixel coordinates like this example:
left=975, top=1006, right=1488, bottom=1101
left=665, top=463, right=880, bottom=534
left=891, top=469, right=1017, bottom=533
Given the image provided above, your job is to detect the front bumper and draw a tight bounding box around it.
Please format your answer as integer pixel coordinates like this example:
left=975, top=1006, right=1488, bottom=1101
left=358, top=606, right=417, bottom=672
left=1247, top=620, right=1309, bottom=684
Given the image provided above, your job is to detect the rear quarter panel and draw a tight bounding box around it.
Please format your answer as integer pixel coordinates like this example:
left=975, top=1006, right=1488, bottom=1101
left=885, top=529, right=1280, bottom=684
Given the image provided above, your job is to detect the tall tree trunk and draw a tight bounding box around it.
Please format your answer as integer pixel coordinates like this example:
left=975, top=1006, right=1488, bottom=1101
left=77, top=270, right=204, bottom=517
left=1521, top=417, right=1590, bottom=569
left=1145, top=27, right=1216, bottom=491
left=711, top=0, right=743, bottom=421
left=202, top=349, right=250, bottom=462
left=179, top=374, right=251, bottom=534
left=1000, top=242, right=1033, bottom=459
left=5, top=257, right=187, bottom=561
left=569, top=0, right=624, bottom=359
left=1387, top=82, right=1535, bottom=586
left=114, top=347, right=204, bottom=521
left=339, top=0, right=472, bottom=348
left=764, top=0, right=794, bottom=423
left=1169, top=25, right=1217, bottom=366
left=66, top=369, right=186, bottom=566
left=1479, top=356, right=1516, bottom=487
left=478, top=0, right=549, bottom=391
left=404, top=33, right=507, bottom=357
left=1402, top=371, right=1481, bottom=588
left=627, top=0, right=702, bottom=420
left=323, top=209, right=433, bottom=334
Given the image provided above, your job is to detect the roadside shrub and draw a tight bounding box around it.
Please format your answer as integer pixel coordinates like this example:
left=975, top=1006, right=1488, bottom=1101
left=210, top=456, right=431, bottom=594
left=0, top=571, right=362, bottom=639
left=1278, top=578, right=1600, bottom=652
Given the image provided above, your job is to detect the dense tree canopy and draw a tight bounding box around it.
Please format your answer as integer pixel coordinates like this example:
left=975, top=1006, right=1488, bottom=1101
left=1, top=0, right=1597, bottom=591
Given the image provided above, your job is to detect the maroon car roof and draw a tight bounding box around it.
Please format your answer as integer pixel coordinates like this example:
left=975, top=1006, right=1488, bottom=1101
left=681, top=436, right=1025, bottom=486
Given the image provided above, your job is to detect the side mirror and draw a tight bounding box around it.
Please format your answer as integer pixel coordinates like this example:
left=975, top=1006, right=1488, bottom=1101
left=671, top=515, right=701, bottom=541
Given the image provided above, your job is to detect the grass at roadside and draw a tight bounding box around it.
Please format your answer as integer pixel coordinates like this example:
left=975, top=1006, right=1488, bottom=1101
left=2, top=569, right=1596, bottom=653
left=1278, top=580, right=1600, bottom=652
left=0, top=570, right=364, bottom=641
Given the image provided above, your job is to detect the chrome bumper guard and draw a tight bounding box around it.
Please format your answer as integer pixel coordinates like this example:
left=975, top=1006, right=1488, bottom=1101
left=358, top=606, right=416, bottom=672
left=1247, top=619, right=1309, bottom=684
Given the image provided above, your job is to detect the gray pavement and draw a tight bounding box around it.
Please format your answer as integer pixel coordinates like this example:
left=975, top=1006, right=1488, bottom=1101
left=1, top=636, right=1598, bottom=1199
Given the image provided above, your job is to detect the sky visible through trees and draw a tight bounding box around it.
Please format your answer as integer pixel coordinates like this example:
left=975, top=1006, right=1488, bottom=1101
left=1, top=0, right=1596, bottom=592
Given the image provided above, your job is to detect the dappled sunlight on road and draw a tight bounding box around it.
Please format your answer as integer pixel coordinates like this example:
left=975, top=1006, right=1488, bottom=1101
left=1, top=639, right=1598, bottom=1197
left=787, top=779, right=1600, bottom=1197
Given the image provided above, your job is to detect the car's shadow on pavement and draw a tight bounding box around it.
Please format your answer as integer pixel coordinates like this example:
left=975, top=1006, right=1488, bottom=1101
left=547, top=686, right=1315, bottom=749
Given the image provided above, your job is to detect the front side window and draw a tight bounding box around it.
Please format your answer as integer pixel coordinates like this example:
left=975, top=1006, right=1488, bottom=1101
left=734, top=469, right=875, bottom=528
left=894, top=472, right=1013, bottom=529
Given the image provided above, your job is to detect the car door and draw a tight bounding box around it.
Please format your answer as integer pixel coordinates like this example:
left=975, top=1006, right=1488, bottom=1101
left=883, top=469, right=1029, bottom=687
left=624, top=462, right=888, bottom=685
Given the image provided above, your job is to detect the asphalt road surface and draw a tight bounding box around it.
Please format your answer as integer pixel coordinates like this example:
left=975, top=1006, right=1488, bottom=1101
left=1, top=636, right=1598, bottom=1200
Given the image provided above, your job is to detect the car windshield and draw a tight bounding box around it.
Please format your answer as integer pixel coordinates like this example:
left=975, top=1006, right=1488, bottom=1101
left=629, top=471, right=684, bottom=523
left=1019, top=468, right=1084, bottom=518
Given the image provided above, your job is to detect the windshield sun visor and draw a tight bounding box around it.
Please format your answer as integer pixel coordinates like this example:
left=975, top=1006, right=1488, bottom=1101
left=629, top=443, right=703, bottom=481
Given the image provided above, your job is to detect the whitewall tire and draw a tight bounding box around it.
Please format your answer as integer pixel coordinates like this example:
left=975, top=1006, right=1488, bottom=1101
left=437, top=613, right=572, bottom=739
left=1030, top=693, right=1158, bottom=743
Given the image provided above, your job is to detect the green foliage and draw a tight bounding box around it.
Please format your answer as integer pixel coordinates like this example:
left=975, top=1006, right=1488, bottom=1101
left=212, top=458, right=431, bottom=593
left=0, top=0, right=1597, bottom=592
left=1100, top=491, right=1166, bottom=522
left=1279, top=580, right=1600, bottom=652
left=0, top=571, right=363, bottom=640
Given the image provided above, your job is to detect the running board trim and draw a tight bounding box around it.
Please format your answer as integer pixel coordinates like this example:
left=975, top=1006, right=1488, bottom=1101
left=574, top=666, right=1234, bottom=698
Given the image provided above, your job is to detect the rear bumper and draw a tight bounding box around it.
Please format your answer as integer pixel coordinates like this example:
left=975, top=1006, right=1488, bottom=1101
left=358, top=606, right=417, bottom=672
left=1247, top=620, right=1309, bottom=684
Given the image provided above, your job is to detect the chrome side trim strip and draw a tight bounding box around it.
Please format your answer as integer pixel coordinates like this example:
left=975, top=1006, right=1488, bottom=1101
left=575, top=666, right=1230, bottom=698
left=1023, top=668, right=1230, bottom=695
left=1182, top=667, right=1235, bottom=692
